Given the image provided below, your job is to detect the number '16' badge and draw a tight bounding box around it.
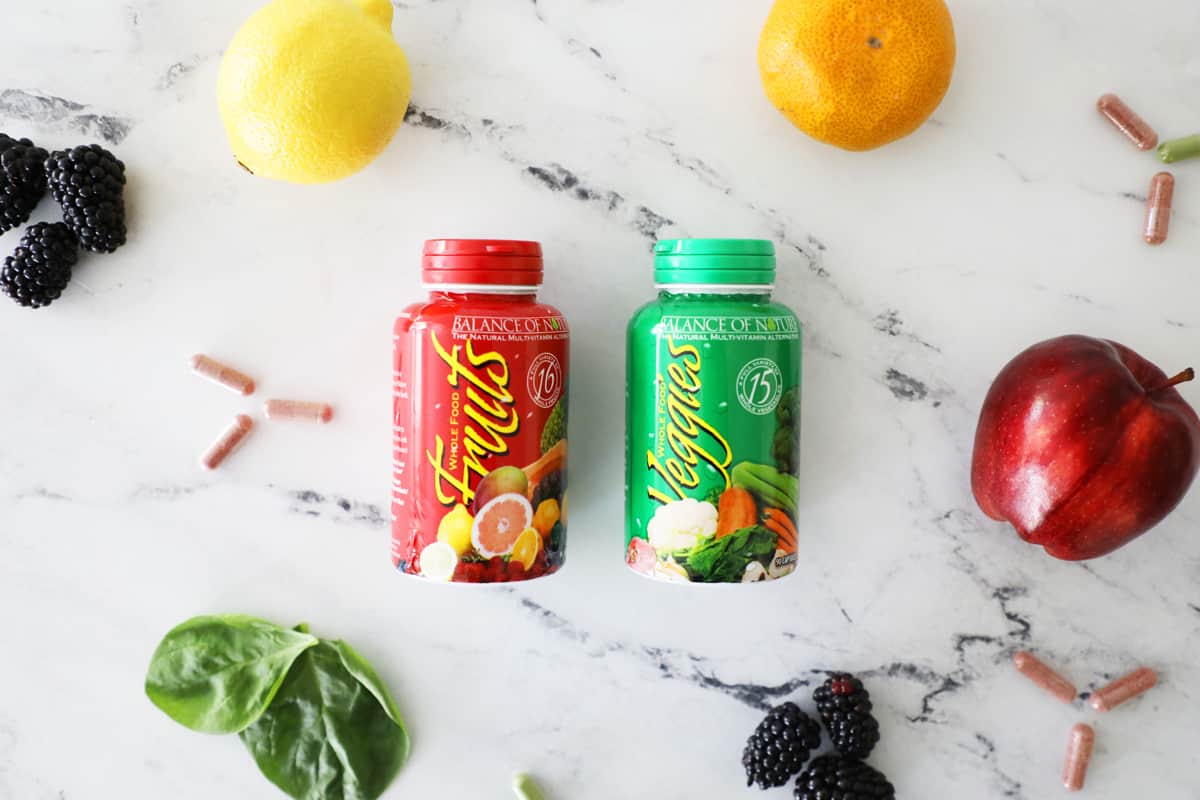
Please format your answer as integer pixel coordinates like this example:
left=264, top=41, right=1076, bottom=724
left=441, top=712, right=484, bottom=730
left=527, top=352, right=563, bottom=408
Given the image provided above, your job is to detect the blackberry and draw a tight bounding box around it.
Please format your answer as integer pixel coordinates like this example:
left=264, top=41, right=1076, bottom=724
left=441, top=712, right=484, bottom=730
left=742, top=702, right=822, bottom=789
left=1, top=222, right=79, bottom=308
left=45, top=144, right=126, bottom=253
left=793, top=755, right=894, bottom=800
left=545, top=520, right=565, bottom=568
left=529, top=468, right=564, bottom=509
left=813, top=673, right=881, bottom=759
left=0, top=133, right=49, bottom=235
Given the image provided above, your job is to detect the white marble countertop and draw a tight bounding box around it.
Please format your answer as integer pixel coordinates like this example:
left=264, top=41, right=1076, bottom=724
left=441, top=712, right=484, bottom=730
left=2, top=1, right=1199, bottom=798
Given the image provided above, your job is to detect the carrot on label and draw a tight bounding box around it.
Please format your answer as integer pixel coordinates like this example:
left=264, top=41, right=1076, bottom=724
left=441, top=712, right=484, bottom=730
left=717, top=487, right=758, bottom=536
left=765, top=507, right=798, bottom=545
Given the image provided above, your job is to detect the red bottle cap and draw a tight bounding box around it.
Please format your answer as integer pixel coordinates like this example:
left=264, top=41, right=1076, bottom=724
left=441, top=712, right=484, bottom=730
left=422, top=239, right=543, bottom=288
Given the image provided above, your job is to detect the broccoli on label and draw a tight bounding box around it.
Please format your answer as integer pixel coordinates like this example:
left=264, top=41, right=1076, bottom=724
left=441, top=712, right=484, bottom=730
left=776, top=387, right=798, bottom=426
left=773, top=386, right=800, bottom=475
left=772, top=428, right=796, bottom=474
left=540, top=397, right=566, bottom=454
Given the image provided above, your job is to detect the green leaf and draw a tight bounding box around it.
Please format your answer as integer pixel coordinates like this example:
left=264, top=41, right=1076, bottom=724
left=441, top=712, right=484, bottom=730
left=333, top=640, right=408, bottom=735
left=681, top=525, right=777, bottom=583
left=699, top=484, right=724, bottom=507
left=145, top=614, right=318, bottom=734
left=239, top=640, right=409, bottom=800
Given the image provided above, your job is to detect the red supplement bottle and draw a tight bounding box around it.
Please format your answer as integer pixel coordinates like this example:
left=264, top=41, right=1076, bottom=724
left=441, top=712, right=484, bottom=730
left=392, top=240, right=569, bottom=582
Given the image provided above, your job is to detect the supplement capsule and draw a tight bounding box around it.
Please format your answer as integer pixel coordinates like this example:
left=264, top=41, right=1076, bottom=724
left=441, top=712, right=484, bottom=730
left=512, top=772, right=546, bottom=800
left=1062, top=723, right=1095, bottom=792
left=1090, top=666, right=1157, bottom=712
left=1012, top=651, right=1077, bottom=703
left=264, top=399, right=334, bottom=424
left=200, top=414, right=254, bottom=470
left=1143, top=172, right=1174, bottom=245
left=191, top=354, right=256, bottom=395
left=1157, top=133, right=1200, bottom=164
left=1096, top=94, right=1158, bottom=150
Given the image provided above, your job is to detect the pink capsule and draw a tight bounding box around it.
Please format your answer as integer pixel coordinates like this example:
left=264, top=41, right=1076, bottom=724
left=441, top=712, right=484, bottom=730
left=1012, top=651, right=1077, bottom=703
left=263, top=399, right=334, bottom=424
left=1062, top=723, right=1095, bottom=792
left=1143, top=172, right=1174, bottom=246
left=191, top=354, right=256, bottom=396
left=1090, top=667, right=1157, bottom=712
left=200, top=414, right=254, bottom=470
left=1097, top=94, right=1159, bottom=150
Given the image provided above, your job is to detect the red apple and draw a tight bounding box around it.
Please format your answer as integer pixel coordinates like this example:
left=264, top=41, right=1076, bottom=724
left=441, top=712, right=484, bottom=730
left=971, top=335, right=1200, bottom=560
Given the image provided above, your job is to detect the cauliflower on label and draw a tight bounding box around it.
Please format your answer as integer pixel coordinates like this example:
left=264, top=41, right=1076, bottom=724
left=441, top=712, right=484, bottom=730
left=653, top=557, right=691, bottom=583
left=742, top=561, right=767, bottom=582
left=646, top=498, right=718, bottom=554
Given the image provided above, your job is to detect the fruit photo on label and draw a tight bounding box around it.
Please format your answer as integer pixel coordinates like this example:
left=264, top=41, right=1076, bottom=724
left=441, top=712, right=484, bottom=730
left=471, top=493, right=534, bottom=558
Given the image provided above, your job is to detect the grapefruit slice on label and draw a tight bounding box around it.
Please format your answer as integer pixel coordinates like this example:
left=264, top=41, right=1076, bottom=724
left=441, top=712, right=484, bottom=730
left=472, top=493, right=534, bottom=557
left=420, top=541, right=458, bottom=581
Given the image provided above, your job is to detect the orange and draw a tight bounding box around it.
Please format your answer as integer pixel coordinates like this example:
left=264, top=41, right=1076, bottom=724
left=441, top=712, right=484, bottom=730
left=758, top=0, right=956, bottom=151
left=511, top=528, right=542, bottom=571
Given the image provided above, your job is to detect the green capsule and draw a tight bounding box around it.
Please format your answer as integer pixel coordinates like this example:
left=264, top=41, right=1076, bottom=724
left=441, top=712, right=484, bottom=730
left=512, top=772, right=547, bottom=800
left=1157, top=134, right=1200, bottom=163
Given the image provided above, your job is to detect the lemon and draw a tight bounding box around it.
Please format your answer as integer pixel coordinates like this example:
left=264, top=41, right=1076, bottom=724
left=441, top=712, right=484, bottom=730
left=217, top=0, right=411, bottom=183
left=436, top=504, right=474, bottom=556
left=419, top=541, right=458, bottom=581
left=511, top=527, right=542, bottom=571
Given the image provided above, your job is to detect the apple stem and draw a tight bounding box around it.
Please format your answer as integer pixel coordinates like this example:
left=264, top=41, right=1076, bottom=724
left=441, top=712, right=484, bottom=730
left=1148, top=368, right=1195, bottom=393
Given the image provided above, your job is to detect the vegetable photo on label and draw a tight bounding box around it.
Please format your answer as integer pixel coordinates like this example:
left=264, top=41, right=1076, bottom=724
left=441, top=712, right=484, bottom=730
left=733, top=461, right=798, bottom=517
left=647, top=497, right=718, bottom=555
left=763, top=507, right=797, bottom=551
left=717, top=487, right=758, bottom=536
left=679, top=524, right=778, bottom=583
left=773, top=386, right=801, bottom=475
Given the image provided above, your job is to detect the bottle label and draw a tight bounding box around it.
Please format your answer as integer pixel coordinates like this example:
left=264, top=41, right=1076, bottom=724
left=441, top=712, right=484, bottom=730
left=626, top=310, right=800, bottom=583
left=393, top=309, right=568, bottom=582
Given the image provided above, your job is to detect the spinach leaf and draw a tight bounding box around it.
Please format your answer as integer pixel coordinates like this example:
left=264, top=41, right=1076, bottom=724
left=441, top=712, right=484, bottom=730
left=145, top=614, right=318, bottom=734
left=239, top=639, right=409, bottom=800
left=332, top=640, right=408, bottom=733
left=681, top=525, right=777, bottom=583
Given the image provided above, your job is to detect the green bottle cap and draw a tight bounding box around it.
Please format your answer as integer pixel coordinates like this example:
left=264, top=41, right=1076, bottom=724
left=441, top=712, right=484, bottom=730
left=653, top=238, right=776, bottom=287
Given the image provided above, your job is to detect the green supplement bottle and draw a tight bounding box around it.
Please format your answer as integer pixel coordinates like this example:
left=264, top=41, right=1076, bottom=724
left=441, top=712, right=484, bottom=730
left=625, top=239, right=802, bottom=584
